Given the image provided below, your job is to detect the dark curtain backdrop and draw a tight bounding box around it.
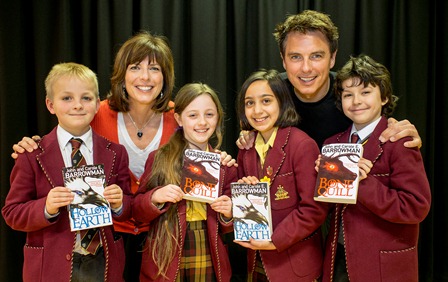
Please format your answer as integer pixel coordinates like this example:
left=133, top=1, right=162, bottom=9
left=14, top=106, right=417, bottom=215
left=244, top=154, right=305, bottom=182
left=0, top=0, right=446, bottom=281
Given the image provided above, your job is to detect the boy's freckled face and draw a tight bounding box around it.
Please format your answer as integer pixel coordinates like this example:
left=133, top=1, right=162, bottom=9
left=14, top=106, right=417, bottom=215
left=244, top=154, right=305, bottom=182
left=46, top=75, right=99, bottom=136
left=341, top=79, right=387, bottom=130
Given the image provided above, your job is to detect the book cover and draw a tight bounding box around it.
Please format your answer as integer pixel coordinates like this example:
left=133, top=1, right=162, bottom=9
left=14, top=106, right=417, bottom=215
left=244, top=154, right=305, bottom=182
left=314, top=143, right=364, bottom=204
left=62, top=164, right=112, bottom=231
left=231, top=182, right=272, bottom=241
left=180, top=149, right=221, bottom=203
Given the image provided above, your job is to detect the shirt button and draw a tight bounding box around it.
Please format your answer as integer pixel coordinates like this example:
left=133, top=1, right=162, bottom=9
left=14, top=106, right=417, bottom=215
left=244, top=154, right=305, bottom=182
left=134, top=227, right=139, bottom=233
left=66, top=254, right=71, bottom=261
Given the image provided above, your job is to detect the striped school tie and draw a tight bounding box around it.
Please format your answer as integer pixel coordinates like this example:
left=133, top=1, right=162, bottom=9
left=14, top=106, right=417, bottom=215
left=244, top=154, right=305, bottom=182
left=70, top=138, right=101, bottom=255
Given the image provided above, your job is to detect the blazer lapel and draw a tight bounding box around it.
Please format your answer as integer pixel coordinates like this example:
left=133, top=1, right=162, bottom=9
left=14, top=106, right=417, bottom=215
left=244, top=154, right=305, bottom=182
left=242, top=143, right=259, bottom=177
left=92, top=132, right=116, bottom=184
left=362, top=117, right=386, bottom=164
left=262, top=127, right=289, bottom=183
left=334, top=129, right=351, bottom=144
left=36, top=128, right=66, bottom=187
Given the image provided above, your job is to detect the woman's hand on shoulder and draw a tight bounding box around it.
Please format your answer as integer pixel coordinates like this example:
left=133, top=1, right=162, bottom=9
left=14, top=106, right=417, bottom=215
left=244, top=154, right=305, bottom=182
left=11, top=135, right=41, bottom=159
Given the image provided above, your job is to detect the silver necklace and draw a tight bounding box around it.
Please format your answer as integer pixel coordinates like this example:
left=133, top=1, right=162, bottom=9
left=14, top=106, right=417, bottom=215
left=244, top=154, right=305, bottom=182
left=127, top=112, right=155, bottom=139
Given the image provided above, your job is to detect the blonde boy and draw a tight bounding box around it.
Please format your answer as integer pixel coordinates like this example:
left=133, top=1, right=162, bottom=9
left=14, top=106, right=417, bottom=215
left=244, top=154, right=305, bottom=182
left=2, top=63, right=131, bottom=282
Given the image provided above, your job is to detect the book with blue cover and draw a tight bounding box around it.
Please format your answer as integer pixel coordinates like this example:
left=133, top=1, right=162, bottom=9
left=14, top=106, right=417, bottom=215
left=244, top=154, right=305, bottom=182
left=231, top=182, right=272, bottom=241
left=62, top=164, right=112, bottom=231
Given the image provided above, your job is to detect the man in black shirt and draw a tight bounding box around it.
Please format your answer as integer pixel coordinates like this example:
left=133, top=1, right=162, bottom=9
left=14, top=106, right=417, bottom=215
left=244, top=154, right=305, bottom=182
left=238, top=10, right=421, bottom=149
left=280, top=71, right=350, bottom=148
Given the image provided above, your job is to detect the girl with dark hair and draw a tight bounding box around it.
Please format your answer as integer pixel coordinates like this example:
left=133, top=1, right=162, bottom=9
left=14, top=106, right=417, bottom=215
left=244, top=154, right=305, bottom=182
left=235, top=69, right=328, bottom=282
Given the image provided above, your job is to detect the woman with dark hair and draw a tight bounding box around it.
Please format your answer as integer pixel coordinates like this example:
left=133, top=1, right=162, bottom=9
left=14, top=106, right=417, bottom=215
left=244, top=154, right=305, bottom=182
left=91, top=30, right=178, bottom=281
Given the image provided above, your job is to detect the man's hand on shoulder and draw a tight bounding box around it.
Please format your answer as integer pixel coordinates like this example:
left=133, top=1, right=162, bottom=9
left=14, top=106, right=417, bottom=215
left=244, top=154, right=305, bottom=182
left=236, top=131, right=255, bottom=150
left=379, top=118, right=422, bottom=148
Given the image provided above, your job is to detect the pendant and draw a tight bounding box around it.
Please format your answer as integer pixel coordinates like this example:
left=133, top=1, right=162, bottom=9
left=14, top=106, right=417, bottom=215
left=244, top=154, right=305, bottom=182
left=137, top=131, right=143, bottom=139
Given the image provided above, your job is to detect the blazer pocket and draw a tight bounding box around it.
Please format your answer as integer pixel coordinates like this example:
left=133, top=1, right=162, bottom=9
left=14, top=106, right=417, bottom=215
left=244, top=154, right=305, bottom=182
left=380, top=246, right=418, bottom=282
left=270, top=173, right=297, bottom=210
left=23, top=245, right=43, bottom=282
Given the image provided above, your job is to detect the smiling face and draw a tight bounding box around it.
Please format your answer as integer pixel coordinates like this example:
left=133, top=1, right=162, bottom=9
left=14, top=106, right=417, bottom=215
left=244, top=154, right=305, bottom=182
left=46, top=75, right=99, bottom=136
left=174, top=94, right=219, bottom=151
left=282, top=30, right=336, bottom=102
left=124, top=56, right=164, bottom=108
left=244, top=80, right=280, bottom=142
left=341, top=78, right=388, bottom=130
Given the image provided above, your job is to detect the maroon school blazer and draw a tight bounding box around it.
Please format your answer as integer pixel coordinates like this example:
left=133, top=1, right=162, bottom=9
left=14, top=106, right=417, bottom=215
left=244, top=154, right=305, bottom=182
left=237, top=126, right=329, bottom=282
left=133, top=149, right=238, bottom=282
left=2, top=127, right=132, bottom=282
left=322, top=116, right=431, bottom=282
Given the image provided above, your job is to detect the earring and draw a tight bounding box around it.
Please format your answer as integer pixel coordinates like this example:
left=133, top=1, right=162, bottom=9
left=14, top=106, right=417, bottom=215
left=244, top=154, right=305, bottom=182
left=159, top=92, right=164, bottom=99
left=122, top=85, right=128, bottom=98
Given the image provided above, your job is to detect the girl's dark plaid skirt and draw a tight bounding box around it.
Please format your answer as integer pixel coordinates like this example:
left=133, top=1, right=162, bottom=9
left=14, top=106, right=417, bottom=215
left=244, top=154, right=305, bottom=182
left=176, top=220, right=216, bottom=281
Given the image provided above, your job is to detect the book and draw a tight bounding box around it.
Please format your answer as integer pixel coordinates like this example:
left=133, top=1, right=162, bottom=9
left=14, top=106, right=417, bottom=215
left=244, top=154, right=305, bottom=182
left=314, top=143, right=364, bottom=204
left=62, top=164, right=113, bottom=231
left=231, top=182, right=273, bottom=241
left=179, top=149, right=221, bottom=203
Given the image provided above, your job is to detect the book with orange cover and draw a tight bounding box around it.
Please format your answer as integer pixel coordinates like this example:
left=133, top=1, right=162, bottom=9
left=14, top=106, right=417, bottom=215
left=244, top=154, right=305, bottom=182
left=314, top=143, right=363, bottom=204
left=180, top=149, right=221, bottom=203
